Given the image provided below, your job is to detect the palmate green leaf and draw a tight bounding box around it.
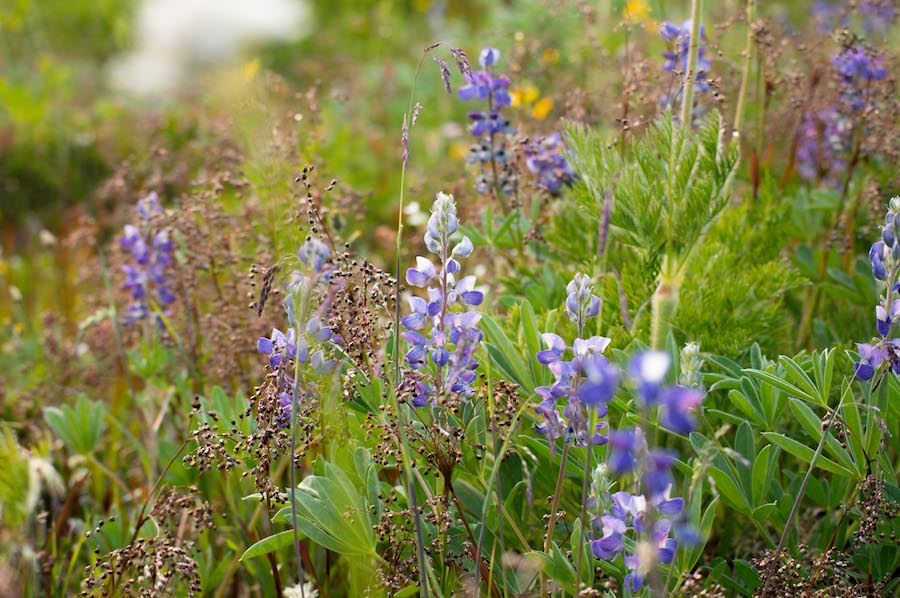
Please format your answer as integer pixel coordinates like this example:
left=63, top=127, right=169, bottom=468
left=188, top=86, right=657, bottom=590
left=744, top=367, right=818, bottom=405
left=778, top=356, right=823, bottom=406
left=278, top=458, right=376, bottom=557
left=761, top=433, right=859, bottom=479
left=43, top=394, right=107, bottom=456
left=789, top=398, right=824, bottom=441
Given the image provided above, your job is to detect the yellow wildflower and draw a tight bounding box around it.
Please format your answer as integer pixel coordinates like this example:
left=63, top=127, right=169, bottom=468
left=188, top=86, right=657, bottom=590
left=531, top=97, right=554, bottom=120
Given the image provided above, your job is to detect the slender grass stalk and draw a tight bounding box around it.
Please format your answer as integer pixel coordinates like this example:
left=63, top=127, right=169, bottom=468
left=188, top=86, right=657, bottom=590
left=540, top=442, right=569, bottom=598
left=289, top=292, right=309, bottom=598
left=389, top=46, right=454, bottom=597
left=759, top=380, right=848, bottom=598
left=732, top=0, right=756, bottom=138
left=574, top=426, right=593, bottom=583
left=474, top=396, right=525, bottom=592
left=679, top=0, right=704, bottom=127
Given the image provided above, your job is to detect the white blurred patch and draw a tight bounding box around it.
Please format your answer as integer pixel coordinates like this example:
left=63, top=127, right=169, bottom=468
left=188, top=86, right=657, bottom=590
left=109, top=0, right=310, bottom=97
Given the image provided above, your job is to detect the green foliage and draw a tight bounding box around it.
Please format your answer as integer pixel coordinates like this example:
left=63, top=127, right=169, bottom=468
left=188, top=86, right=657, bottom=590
left=43, top=394, right=107, bottom=456
left=276, top=453, right=377, bottom=557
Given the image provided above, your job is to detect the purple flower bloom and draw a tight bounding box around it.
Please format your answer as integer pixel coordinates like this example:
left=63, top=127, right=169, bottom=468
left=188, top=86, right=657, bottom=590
left=406, top=256, right=438, bottom=287
left=537, top=333, right=567, bottom=365
left=833, top=44, right=887, bottom=110
left=854, top=343, right=884, bottom=381
left=257, top=327, right=299, bottom=369
left=119, top=193, right=175, bottom=325
left=479, top=47, right=500, bottom=67
left=523, top=132, right=576, bottom=193
left=795, top=109, right=851, bottom=185
left=579, top=356, right=620, bottom=406
left=629, top=351, right=672, bottom=405
left=401, top=193, right=483, bottom=399
left=876, top=300, right=900, bottom=336
left=659, top=19, right=711, bottom=109
left=607, top=428, right=644, bottom=475
left=860, top=1, right=896, bottom=34
left=457, top=47, right=518, bottom=200
left=659, top=386, right=704, bottom=434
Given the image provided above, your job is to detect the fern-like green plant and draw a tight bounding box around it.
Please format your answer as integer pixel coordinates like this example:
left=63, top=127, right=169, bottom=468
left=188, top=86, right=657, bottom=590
left=563, top=110, right=739, bottom=348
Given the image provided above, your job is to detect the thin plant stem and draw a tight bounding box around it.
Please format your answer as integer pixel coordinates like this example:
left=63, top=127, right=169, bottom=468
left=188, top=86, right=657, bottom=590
left=759, top=381, right=848, bottom=598
left=732, top=0, right=756, bottom=138
left=128, top=438, right=190, bottom=546
left=541, top=442, right=570, bottom=598
left=390, top=46, right=452, bottom=597
left=679, top=0, right=704, bottom=127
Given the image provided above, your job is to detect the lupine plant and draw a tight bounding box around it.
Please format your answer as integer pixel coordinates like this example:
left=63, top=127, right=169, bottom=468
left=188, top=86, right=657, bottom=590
left=6, top=2, right=900, bottom=598
left=119, top=192, right=175, bottom=325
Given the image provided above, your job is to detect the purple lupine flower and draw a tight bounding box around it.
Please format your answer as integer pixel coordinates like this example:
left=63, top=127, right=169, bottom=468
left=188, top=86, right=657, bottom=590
left=566, top=273, right=602, bottom=332
left=812, top=1, right=848, bottom=33
left=659, top=19, right=711, bottom=111
left=589, top=485, right=685, bottom=591
left=629, top=351, right=672, bottom=405
left=875, top=300, right=900, bottom=336
left=833, top=44, right=887, bottom=111
left=119, top=193, right=175, bottom=325
left=297, top=238, right=332, bottom=279
left=795, top=109, right=852, bottom=185
left=523, top=132, right=576, bottom=193
left=860, top=1, right=896, bottom=34
left=579, top=356, right=620, bottom=406
left=401, top=192, right=483, bottom=400
left=458, top=47, right=518, bottom=201
left=855, top=197, right=900, bottom=382
left=533, top=274, right=614, bottom=448
left=659, top=386, right=705, bottom=434
left=607, top=428, right=645, bottom=475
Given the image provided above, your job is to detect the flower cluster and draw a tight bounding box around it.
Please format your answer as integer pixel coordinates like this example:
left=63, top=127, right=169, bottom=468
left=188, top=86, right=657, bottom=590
left=402, top=192, right=483, bottom=404
left=257, top=239, right=337, bottom=426
left=459, top=48, right=517, bottom=202
left=533, top=274, right=614, bottom=449
left=813, top=1, right=896, bottom=35
left=589, top=473, right=683, bottom=592
left=659, top=20, right=710, bottom=109
left=795, top=109, right=851, bottom=185
left=585, top=351, right=703, bottom=592
left=523, top=132, right=576, bottom=193
left=119, top=192, right=175, bottom=325
left=855, top=197, right=900, bottom=381
left=832, top=44, right=887, bottom=111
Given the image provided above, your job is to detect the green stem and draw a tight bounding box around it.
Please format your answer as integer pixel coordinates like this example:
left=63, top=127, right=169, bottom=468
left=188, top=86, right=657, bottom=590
left=759, top=379, right=848, bottom=598
left=679, top=0, right=704, bottom=126
left=541, top=442, right=569, bottom=598
left=732, top=0, right=756, bottom=137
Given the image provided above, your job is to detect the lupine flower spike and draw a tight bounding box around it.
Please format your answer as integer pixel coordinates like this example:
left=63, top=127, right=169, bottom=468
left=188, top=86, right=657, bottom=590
left=533, top=273, right=613, bottom=451
left=855, top=197, right=900, bottom=381
left=256, top=238, right=337, bottom=426
left=119, top=192, right=175, bottom=325
left=402, top=192, right=483, bottom=404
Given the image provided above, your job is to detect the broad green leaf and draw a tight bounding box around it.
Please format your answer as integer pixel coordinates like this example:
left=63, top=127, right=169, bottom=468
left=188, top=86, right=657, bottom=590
left=709, top=467, right=751, bottom=514
left=751, top=445, right=775, bottom=507
left=761, top=433, right=858, bottom=479
left=778, top=356, right=822, bottom=406
left=744, top=368, right=817, bottom=405
left=240, top=530, right=301, bottom=561
left=519, top=300, right=545, bottom=387
left=789, top=398, right=823, bottom=441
